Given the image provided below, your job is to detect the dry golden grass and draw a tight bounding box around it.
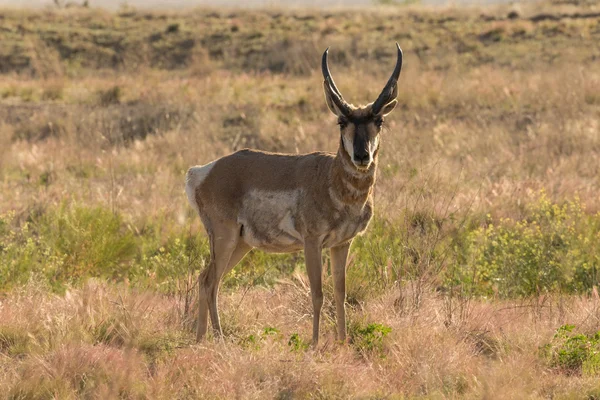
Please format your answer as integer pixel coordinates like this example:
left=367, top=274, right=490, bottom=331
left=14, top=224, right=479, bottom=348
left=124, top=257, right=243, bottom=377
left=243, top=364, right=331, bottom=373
left=1, top=1, right=600, bottom=398
left=2, top=281, right=600, bottom=398
left=2, top=64, right=599, bottom=221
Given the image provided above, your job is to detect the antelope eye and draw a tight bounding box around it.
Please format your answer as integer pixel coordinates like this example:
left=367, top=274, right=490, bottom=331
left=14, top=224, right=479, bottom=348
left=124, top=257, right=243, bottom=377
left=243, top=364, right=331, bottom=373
left=338, top=119, right=348, bottom=129
left=375, top=118, right=384, bottom=128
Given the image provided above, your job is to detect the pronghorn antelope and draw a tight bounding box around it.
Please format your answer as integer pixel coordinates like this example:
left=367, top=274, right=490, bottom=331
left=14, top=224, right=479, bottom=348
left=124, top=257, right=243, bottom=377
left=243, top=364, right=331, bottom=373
left=186, top=43, right=403, bottom=344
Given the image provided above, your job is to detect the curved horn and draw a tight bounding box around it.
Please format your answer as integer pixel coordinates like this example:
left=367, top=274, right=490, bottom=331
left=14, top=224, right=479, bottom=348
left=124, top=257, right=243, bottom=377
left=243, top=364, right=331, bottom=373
left=322, top=47, right=352, bottom=116
left=372, top=43, right=403, bottom=115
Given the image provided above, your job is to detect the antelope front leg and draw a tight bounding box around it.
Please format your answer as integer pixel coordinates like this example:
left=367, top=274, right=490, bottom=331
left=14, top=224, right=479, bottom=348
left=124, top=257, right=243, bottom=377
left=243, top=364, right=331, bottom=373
left=304, top=238, right=323, bottom=346
left=331, top=241, right=351, bottom=341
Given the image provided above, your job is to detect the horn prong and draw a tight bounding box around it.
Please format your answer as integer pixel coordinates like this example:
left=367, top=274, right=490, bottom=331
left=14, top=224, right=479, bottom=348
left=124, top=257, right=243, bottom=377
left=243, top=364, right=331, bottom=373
left=372, top=43, right=403, bottom=115
left=322, top=47, right=351, bottom=116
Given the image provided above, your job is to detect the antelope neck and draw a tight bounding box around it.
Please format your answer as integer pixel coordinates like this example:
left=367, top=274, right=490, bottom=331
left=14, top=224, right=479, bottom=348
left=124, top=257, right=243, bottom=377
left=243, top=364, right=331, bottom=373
left=329, top=146, right=377, bottom=207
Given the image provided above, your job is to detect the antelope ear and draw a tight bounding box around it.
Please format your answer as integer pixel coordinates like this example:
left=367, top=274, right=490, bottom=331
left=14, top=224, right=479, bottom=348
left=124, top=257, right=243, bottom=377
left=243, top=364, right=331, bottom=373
left=323, top=82, right=345, bottom=117
left=375, top=99, right=397, bottom=117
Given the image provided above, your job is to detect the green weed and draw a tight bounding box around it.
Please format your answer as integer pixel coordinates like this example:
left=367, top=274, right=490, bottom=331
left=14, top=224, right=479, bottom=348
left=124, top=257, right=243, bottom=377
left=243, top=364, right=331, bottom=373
left=139, top=235, right=208, bottom=294
left=2, top=193, right=600, bottom=300
left=543, top=324, right=600, bottom=376
left=37, top=205, right=137, bottom=285
left=0, top=212, right=63, bottom=291
left=349, top=321, right=392, bottom=355
left=455, top=194, right=600, bottom=298
left=239, top=327, right=283, bottom=350
left=288, top=333, right=309, bottom=352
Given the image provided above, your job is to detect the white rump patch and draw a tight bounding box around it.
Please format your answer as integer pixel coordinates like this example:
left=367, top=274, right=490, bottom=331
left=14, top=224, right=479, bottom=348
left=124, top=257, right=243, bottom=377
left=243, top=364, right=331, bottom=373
left=185, top=160, right=216, bottom=214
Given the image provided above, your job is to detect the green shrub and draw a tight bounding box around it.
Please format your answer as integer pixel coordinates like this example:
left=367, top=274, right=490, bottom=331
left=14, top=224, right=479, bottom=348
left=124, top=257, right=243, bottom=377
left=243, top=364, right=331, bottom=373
left=543, top=324, right=600, bottom=376
left=0, top=206, right=136, bottom=292
left=0, top=204, right=303, bottom=294
left=349, top=321, right=392, bottom=355
left=2, top=193, right=599, bottom=301
left=37, top=205, right=137, bottom=284
left=456, top=194, right=600, bottom=297
left=0, top=212, right=63, bottom=291
left=288, top=333, right=309, bottom=352
left=349, top=212, right=450, bottom=303
left=347, top=217, right=404, bottom=300
left=139, top=235, right=209, bottom=294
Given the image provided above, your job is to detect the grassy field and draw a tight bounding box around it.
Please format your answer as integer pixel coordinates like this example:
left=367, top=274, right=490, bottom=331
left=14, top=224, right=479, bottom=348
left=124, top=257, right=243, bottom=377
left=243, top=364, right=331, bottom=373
left=1, top=1, right=600, bottom=398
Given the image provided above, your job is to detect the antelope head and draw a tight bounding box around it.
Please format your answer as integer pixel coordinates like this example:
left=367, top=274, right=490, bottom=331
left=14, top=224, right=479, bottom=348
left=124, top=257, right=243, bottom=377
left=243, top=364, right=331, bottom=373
left=322, top=43, right=403, bottom=170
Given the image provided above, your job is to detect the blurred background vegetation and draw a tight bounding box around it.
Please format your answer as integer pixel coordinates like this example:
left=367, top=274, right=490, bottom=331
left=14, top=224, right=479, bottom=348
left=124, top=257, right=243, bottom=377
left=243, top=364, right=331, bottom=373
left=1, top=1, right=600, bottom=397
left=1, top=0, right=599, bottom=298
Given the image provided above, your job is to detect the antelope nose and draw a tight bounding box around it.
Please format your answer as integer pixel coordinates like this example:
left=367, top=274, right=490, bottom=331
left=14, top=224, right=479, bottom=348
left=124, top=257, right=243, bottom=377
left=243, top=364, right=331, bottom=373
left=354, top=151, right=369, bottom=165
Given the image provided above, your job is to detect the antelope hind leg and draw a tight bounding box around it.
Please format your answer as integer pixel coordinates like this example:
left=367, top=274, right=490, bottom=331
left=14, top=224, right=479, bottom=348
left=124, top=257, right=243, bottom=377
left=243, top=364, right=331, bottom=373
left=208, top=239, right=252, bottom=336
left=197, top=222, right=243, bottom=341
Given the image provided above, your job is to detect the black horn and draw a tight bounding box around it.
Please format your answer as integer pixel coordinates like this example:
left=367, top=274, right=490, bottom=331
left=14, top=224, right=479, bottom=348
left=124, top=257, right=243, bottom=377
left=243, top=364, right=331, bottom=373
left=322, top=47, right=352, bottom=116
left=371, top=43, right=403, bottom=115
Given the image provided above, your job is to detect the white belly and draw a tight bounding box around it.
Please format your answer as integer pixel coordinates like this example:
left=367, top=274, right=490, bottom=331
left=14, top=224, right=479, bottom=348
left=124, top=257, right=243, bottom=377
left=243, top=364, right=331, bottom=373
left=238, top=189, right=304, bottom=252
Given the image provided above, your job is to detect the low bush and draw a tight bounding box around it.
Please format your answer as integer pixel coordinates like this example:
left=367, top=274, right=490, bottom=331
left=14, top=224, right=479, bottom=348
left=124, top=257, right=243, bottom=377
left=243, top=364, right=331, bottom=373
left=2, top=193, right=600, bottom=298
left=0, top=206, right=136, bottom=292
left=349, top=321, right=392, bottom=355
left=454, top=194, right=600, bottom=298
left=543, top=324, right=600, bottom=376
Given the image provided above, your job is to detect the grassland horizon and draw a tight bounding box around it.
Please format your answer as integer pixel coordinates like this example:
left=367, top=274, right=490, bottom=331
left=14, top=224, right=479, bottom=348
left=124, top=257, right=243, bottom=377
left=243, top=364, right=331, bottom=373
left=1, top=0, right=600, bottom=398
left=0, top=0, right=517, bottom=10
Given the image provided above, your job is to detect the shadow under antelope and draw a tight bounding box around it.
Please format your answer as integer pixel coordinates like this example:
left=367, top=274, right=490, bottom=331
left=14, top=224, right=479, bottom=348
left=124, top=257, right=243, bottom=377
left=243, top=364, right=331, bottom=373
left=186, top=43, right=403, bottom=345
